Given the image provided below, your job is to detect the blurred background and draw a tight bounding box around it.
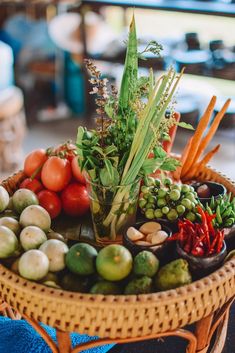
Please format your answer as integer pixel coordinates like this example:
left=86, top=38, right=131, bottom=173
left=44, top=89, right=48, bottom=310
left=0, top=0, right=235, bottom=180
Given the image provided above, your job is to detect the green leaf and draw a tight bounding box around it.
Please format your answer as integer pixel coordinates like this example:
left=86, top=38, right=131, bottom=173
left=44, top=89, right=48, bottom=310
left=91, top=146, right=105, bottom=156
left=104, top=145, right=118, bottom=155
left=100, top=165, right=120, bottom=186
left=153, top=146, right=167, bottom=159
left=104, top=159, right=114, bottom=180
left=76, top=126, right=84, bottom=157
left=160, top=158, right=181, bottom=171
left=140, top=158, right=163, bottom=175
left=176, top=122, right=194, bottom=130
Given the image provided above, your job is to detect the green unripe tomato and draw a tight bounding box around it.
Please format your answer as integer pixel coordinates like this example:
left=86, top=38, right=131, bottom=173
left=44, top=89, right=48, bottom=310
left=154, top=209, right=163, bottom=219
left=163, top=177, right=172, bottom=186
left=186, top=212, right=196, bottom=222
left=162, top=206, right=170, bottom=215
left=158, top=189, right=167, bottom=198
left=176, top=204, right=186, bottom=215
left=148, top=195, right=156, bottom=204
left=144, top=176, right=156, bottom=187
left=181, top=198, right=192, bottom=210
left=143, top=193, right=149, bottom=200
left=167, top=209, right=178, bottom=221
left=181, top=184, right=191, bottom=193
left=145, top=209, right=155, bottom=219
left=185, top=192, right=197, bottom=202
left=169, top=189, right=181, bottom=201
left=145, top=203, right=155, bottom=210
left=139, top=199, right=147, bottom=209
left=157, top=198, right=167, bottom=207
left=154, top=179, right=161, bottom=187
left=141, top=186, right=149, bottom=194
left=171, top=184, right=181, bottom=191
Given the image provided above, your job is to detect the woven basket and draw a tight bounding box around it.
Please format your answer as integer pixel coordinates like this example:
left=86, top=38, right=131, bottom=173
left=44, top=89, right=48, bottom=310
left=0, top=168, right=235, bottom=339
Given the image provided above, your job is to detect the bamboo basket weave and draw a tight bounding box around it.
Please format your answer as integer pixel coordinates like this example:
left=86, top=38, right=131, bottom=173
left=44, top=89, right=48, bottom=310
left=0, top=168, right=235, bottom=339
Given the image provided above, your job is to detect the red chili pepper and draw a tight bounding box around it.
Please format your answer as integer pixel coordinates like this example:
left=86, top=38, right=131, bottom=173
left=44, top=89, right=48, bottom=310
left=191, top=246, right=204, bottom=257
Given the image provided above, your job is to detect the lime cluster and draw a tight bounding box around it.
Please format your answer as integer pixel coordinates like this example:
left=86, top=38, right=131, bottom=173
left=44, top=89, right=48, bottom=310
left=139, top=177, right=200, bottom=222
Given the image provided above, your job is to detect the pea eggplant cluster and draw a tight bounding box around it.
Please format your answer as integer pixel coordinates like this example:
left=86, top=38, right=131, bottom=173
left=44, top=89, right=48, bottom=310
left=139, top=177, right=200, bottom=222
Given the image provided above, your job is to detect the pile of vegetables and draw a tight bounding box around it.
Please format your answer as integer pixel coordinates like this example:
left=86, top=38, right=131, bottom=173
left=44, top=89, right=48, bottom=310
left=170, top=206, right=225, bottom=256
left=22, top=142, right=89, bottom=218
left=139, top=176, right=200, bottom=222
left=204, top=193, right=235, bottom=229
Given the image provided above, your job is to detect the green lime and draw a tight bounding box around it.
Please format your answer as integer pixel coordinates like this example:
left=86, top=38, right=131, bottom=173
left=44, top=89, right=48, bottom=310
left=90, top=281, right=121, bottom=295
left=133, top=251, right=159, bottom=277
left=96, top=244, right=133, bottom=281
left=66, top=243, right=97, bottom=276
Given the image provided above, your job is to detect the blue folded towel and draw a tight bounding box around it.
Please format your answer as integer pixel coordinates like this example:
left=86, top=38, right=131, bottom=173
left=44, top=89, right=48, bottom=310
left=0, top=317, right=115, bottom=353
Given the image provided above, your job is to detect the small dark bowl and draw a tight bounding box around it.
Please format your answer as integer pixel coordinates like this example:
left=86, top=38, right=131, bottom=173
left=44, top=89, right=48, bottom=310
left=176, top=241, right=227, bottom=279
left=191, top=181, right=226, bottom=205
left=123, top=221, right=173, bottom=262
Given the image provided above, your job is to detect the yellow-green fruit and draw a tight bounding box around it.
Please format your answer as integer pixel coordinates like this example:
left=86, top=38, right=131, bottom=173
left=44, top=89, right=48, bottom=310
left=20, top=226, right=47, bottom=251
left=0, top=226, right=19, bottom=258
left=66, top=243, right=97, bottom=276
left=133, top=251, right=159, bottom=277
left=96, top=244, right=133, bottom=281
left=0, top=186, right=9, bottom=213
left=40, top=239, right=69, bottom=272
left=13, top=189, right=38, bottom=214
left=18, top=249, right=49, bottom=281
left=0, top=217, right=21, bottom=236
left=20, top=205, right=51, bottom=232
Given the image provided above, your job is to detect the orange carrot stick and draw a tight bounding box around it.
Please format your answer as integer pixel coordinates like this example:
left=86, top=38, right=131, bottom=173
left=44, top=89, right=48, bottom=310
left=190, top=98, right=231, bottom=166
left=181, top=96, right=217, bottom=177
left=183, top=144, right=221, bottom=181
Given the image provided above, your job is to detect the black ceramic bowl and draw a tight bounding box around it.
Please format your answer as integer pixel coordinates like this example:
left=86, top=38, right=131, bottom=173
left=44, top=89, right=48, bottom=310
left=191, top=181, right=226, bottom=205
left=176, top=241, right=227, bottom=278
left=123, top=221, right=173, bottom=262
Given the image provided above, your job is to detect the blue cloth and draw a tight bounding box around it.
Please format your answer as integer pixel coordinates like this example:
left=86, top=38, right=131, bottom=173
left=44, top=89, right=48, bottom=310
left=0, top=317, right=114, bottom=353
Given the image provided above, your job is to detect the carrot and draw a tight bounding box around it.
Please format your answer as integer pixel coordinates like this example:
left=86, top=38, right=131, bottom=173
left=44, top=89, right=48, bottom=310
left=190, top=99, right=231, bottom=166
left=163, top=112, right=181, bottom=154
left=172, top=136, right=193, bottom=181
left=181, top=96, right=217, bottom=177
left=183, top=144, right=221, bottom=181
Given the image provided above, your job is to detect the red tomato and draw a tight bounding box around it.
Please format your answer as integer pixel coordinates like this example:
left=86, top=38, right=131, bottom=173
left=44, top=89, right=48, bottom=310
left=54, top=142, right=77, bottom=162
left=24, top=149, right=48, bottom=179
left=41, top=156, right=72, bottom=192
left=71, top=156, right=86, bottom=184
left=38, top=190, right=62, bottom=219
left=20, top=178, right=43, bottom=194
left=61, top=183, right=90, bottom=217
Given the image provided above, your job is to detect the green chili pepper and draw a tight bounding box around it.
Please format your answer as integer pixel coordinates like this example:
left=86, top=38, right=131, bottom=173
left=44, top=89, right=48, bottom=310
left=210, top=196, right=215, bottom=209
left=221, top=206, right=232, bottom=218
left=216, top=205, right=223, bottom=225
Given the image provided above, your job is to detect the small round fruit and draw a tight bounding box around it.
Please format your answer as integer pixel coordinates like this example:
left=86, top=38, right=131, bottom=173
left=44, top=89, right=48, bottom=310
left=167, top=209, right=178, bottom=221
left=163, top=177, right=172, bottom=186
left=66, top=243, right=97, bottom=276
left=157, top=198, right=167, bottom=207
left=38, top=190, right=62, bottom=219
left=181, top=198, right=192, bottom=210
left=0, top=186, right=9, bottom=212
left=162, top=206, right=170, bottom=215
left=20, top=226, right=47, bottom=251
left=186, top=212, right=196, bottom=222
left=0, top=226, right=19, bottom=258
left=141, top=186, right=149, bottom=194
left=181, top=184, right=190, bottom=193
left=169, top=189, right=181, bottom=201
left=133, top=251, right=159, bottom=277
left=0, top=217, right=21, bottom=235
left=20, top=205, right=51, bottom=232
left=139, top=199, right=147, bottom=208
left=90, top=281, right=121, bottom=295
left=71, top=156, right=86, bottom=184
left=158, top=189, right=167, bottom=198
left=41, top=156, right=72, bottom=192
left=13, top=189, right=39, bottom=214
left=145, top=209, right=155, bottom=219
left=40, top=239, right=69, bottom=272
left=61, top=183, right=90, bottom=217
left=19, top=250, right=49, bottom=280
left=176, top=204, right=186, bottom=215
left=154, top=209, right=163, bottom=219
left=24, top=149, right=48, bottom=179
left=96, top=245, right=132, bottom=281
left=47, top=231, right=66, bottom=243
left=124, top=276, right=152, bottom=295
left=144, top=176, right=155, bottom=187
left=20, top=178, right=43, bottom=194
